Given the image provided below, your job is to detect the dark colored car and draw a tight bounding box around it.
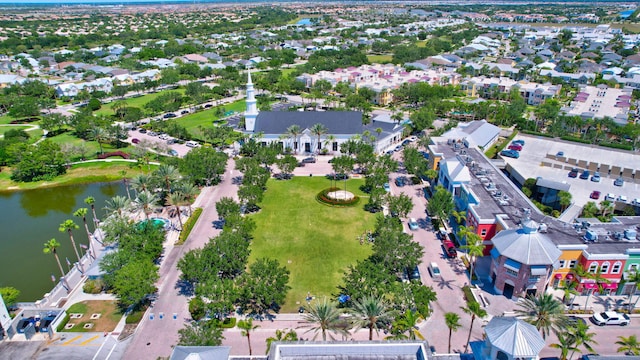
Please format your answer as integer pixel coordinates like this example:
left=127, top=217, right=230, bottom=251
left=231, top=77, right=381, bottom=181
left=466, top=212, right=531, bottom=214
left=204, top=104, right=213, bottom=108
left=409, top=266, right=421, bottom=281
left=16, top=317, right=35, bottom=334
left=395, top=177, right=406, bottom=187
left=181, top=110, right=189, bottom=114
left=508, top=144, right=523, bottom=151
left=38, top=316, right=57, bottom=333
left=163, top=113, right=176, bottom=119
left=131, top=138, right=140, bottom=144
left=614, top=177, right=624, bottom=187
left=443, top=239, right=457, bottom=258
left=500, top=149, right=520, bottom=159
left=138, top=128, right=147, bottom=134
left=512, top=139, right=525, bottom=146
left=168, top=149, right=179, bottom=156
left=580, top=170, right=590, bottom=180
left=301, top=157, right=316, bottom=164
left=590, top=191, right=601, bottom=200
left=568, top=168, right=579, bottom=178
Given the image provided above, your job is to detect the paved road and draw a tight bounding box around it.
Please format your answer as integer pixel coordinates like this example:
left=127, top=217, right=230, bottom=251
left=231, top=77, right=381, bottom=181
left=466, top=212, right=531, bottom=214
left=122, top=157, right=238, bottom=359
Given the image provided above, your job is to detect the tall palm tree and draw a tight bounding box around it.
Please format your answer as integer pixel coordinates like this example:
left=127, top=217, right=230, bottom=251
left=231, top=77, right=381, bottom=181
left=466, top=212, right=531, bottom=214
left=444, top=312, right=461, bottom=353
left=558, top=190, right=572, bottom=212
left=460, top=227, right=484, bottom=281
left=310, top=123, right=328, bottom=154
left=237, top=318, right=259, bottom=356
left=461, top=302, right=487, bottom=353
left=131, top=173, right=153, bottom=195
left=324, top=135, right=336, bottom=154
left=551, top=332, right=579, bottom=360
left=135, top=190, right=159, bottom=221
left=616, top=335, right=640, bottom=355
left=104, top=195, right=131, bottom=219
left=166, top=191, right=185, bottom=230
left=349, top=296, right=396, bottom=341
left=562, top=280, right=580, bottom=308
left=265, top=329, right=298, bottom=354
left=300, top=297, right=347, bottom=341
left=178, top=182, right=199, bottom=216
left=286, top=124, right=301, bottom=154
left=624, top=271, right=640, bottom=312
left=584, top=270, right=610, bottom=311
left=59, top=219, right=82, bottom=270
left=119, top=169, right=131, bottom=200
left=392, top=309, right=424, bottom=340
left=84, top=196, right=98, bottom=231
left=514, top=293, right=566, bottom=339
left=155, top=164, right=180, bottom=193
left=599, top=200, right=614, bottom=218
left=43, top=238, right=65, bottom=277
left=569, top=321, right=597, bottom=360
left=73, top=208, right=94, bottom=259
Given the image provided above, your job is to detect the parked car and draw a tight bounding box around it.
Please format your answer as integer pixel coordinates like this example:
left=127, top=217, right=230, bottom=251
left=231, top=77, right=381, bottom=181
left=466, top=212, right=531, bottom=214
left=614, top=177, right=624, bottom=187
left=409, top=266, right=421, bottom=281
left=383, top=183, right=391, bottom=192
left=512, top=139, right=525, bottom=146
left=632, top=198, right=640, bottom=206
left=605, top=193, right=616, bottom=201
left=185, top=141, right=200, bottom=148
left=395, top=177, right=406, bottom=187
left=131, top=138, right=140, bottom=144
left=556, top=151, right=564, bottom=157
left=580, top=170, right=590, bottom=180
left=301, top=157, right=316, bottom=164
left=163, top=113, right=176, bottom=119
left=591, top=172, right=601, bottom=182
left=38, top=315, right=57, bottom=333
left=408, top=218, right=419, bottom=231
left=590, top=191, right=601, bottom=200
left=428, top=262, right=441, bottom=278
left=16, top=317, right=35, bottom=334
left=181, top=110, right=189, bottom=115
left=443, top=239, right=457, bottom=258
left=617, top=195, right=628, bottom=203
left=159, top=134, right=170, bottom=140
left=500, top=149, right=520, bottom=159
left=204, top=104, right=213, bottom=108
left=508, top=144, right=523, bottom=151
left=138, top=128, right=147, bottom=134
left=591, top=311, right=630, bottom=326
left=147, top=131, right=158, bottom=136
left=568, top=168, right=579, bottom=178
left=168, top=149, right=179, bottom=157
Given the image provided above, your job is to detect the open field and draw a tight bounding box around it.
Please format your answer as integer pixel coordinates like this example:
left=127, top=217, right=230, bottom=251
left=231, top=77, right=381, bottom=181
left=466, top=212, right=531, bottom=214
left=176, top=100, right=245, bottom=134
left=62, top=300, right=122, bottom=333
left=249, top=177, right=376, bottom=312
left=367, top=54, right=394, bottom=64
left=95, top=89, right=186, bottom=116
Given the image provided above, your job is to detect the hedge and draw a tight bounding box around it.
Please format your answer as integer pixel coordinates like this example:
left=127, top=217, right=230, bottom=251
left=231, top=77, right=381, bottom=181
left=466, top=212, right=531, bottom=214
left=521, top=130, right=553, bottom=138
left=462, top=285, right=479, bottom=306
left=56, top=313, right=71, bottom=332
left=485, top=130, right=518, bottom=159
left=97, top=151, right=130, bottom=159
left=213, top=317, right=236, bottom=328
left=316, top=187, right=360, bottom=207
left=177, top=207, right=203, bottom=245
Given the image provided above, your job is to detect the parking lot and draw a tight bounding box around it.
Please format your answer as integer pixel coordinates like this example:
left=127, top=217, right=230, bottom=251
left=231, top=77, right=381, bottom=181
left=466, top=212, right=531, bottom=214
left=502, top=134, right=640, bottom=208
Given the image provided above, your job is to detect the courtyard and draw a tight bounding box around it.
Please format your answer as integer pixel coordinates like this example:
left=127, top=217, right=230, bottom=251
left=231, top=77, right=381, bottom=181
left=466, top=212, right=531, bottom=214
left=249, top=176, right=376, bottom=312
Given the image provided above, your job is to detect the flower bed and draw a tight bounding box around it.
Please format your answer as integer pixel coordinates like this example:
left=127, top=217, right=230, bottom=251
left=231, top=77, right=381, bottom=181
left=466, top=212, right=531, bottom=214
left=316, top=187, right=360, bottom=207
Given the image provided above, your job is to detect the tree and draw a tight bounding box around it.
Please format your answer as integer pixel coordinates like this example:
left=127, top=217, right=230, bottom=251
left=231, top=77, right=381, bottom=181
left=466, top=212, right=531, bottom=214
left=569, top=320, right=597, bottom=360
left=349, top=296, right=396, bottom=341
left=59, top=219, right=82, bottom=269
left=104, top=195, right=131, bottom=219
left=551, top=332, right=579, bottom=360
left=461, top=302, right=487, bottom=353
left=178, top=320, right=224, bottom=346
left=310, top=123, right=328, bottom=153
left=179, top=146, right=227, bottom=186
left=112, top=259, right=158, bottom=308
left=238, top=318, right=260, bottom=356
left=166, top=191, right=185, bottom=230
left=301, top=297, right=348, bottom=341
left=616, top=335, right=640, bottom=355
left=277, top=155, right=298, bottom=179
left=0, top=287, right=21, bottom=308
left=266, top=329, right=298, bottom=354
left=331, top=155, right=355, bottom=193
left=73, top=208, right=94, bottom=259
left=216, top=197, right=241, bottom=220
left=445, top=312, right=461, bottom=353
left=155, top=164, right=180, bottom=193
left=390, top=310, right=424, bottom=340
left=427, top=186, right=454, bottom=228
left=558, top=190, right=572, bottom=212
left=237, top=258, right=291, bottom=316
left=286, top=124, right=302, bottom=153
left=460, top=227, right=484, bottom=281
left=134, top=190, right=159, bottom=221
left=386, top=193, right=414, bottom=218
left=43, top=238, right=65, bottom=277
left=514, top=293, right=566, bottom=339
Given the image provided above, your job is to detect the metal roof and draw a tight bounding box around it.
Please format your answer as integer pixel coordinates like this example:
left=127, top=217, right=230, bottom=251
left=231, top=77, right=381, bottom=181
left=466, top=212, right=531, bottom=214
left=484, top=317, right=545, bottom=357
left=253, top=111, right=399, bottom=136
left=491, top=217, right=562, bottom=265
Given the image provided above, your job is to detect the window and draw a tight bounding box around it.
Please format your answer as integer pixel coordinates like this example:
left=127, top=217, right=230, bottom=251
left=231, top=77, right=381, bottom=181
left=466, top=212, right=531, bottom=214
left=506, top=268, right=518, bottom=277
left=600, top=262, right=610, bottom=274
left=559, top=260, right=566, bottom=268
left=612, top=262, right=622, bottom=274
left=481, top=229, right=487, bottom=236
left=569, top=260, right=577, bottom=268
left=332, top=142, right=338, bottom=151
left=629, top=264, right=639, bottom=273
left=589, top=263, right=598, bottom=273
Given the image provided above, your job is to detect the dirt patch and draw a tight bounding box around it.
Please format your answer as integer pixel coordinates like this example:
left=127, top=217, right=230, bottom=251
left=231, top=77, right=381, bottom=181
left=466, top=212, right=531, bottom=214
left=63, top=300, right=122, bottom=333
left=118, top=324, right=138, bottom=341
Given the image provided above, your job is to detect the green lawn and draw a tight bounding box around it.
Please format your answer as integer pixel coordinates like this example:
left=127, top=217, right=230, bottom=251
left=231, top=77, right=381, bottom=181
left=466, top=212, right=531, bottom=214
left=0, top=115, right=13, bottom=125
left=176, top=100, right=245, bottom=134
left=95, top=88, right=186, bottom=116
left=0, top=125, right=34, bottom=135
left=367, top=55, right=393, bottom=64
left=47, top=132, right=135, bottom=157
left=249, top=177, right=376, bottom=312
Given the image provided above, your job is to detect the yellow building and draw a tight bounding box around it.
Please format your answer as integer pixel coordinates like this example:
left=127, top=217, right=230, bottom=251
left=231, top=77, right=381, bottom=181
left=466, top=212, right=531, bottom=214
left=551, top=244, right=588, bottom=288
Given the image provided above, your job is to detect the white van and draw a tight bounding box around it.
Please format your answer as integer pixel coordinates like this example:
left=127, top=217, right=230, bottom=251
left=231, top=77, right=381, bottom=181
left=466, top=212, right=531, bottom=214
left=428, top=262, right=441, bottom=278
left=185, top=141, right=200, bottom=148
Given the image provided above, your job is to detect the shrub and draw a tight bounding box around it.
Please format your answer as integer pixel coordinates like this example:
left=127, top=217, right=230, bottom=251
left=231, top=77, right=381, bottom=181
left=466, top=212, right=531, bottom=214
left=601, top=142, right=633, bottom=151
left=178, top=207, right=203, bottom=244
left=56, top=313, right=71, bottom=332
left=97, top=151, right=130, bottom=159
left=189, top=297, right=206, bottom=321
left=316, top=187, right=360, bottom=207
left=126, top=309, right=145, bottom=324
left=213, top=317, right=236, bottom=328
left=83, top=279, right=104, bottom=294
left=462, top=285, right=479, bottom=306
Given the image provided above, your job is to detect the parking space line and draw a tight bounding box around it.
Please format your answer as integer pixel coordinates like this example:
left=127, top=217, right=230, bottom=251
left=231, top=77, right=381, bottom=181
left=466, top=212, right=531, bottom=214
left=80, top=335, right=101, bottom=345
left=62, top=335, right=82, bottom=345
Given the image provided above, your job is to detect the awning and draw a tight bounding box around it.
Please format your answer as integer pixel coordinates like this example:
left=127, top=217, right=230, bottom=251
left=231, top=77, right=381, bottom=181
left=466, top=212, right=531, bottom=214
left=566, top=274, right=574, bottom=280
left=601, top=283, right=618, bottom=290
left=531, top=266, right=547, bottom=276
left=490, top=248, right=500, bottom=259
left=583, top=283, right=597, bottom=290
left=504, top=259, right=521, bottom=272
left=554, top=273, right=563, bottom=279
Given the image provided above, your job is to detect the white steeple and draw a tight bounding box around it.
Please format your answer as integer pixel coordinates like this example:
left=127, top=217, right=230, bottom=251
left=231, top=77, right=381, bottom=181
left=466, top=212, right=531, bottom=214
left=244, top=68, right=258, bottom=132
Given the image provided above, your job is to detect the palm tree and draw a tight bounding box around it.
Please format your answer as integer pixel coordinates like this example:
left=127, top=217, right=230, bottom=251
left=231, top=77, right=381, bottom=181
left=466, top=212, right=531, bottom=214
left=350, top=296, right=396, bottom=341
left=135, top=190, right=159, bottom=221
left=461, top=302, right=487, bottom=353
left=178, top=182, right=198, bottom=216
left=104, top=195, right=131, bottom=219
left=73, top=208, right=94, bottom=259
left=286, top=124, right=302, bottom=154
left=265, top=329, right=298, bottom=354
left=43, top=238, right=65, bottom=277
left=300, top=297, right=348, bottom=341
left=155, top=164, right=180, bottom=193
left=599, top=200, right=614, bottom=218
left=391, top=309, right=424, bottom=340
left=59, top=219, right=82, bottom=270
left=84, top=196, right=98, bottom=231
left=514, top=293, right=566, bottom=339
left=551, top=332, right=579, bottom=360
left=444, top=312, right=461, bottom=353
left=558, top=190, right=572, bottom=212
left=119, top=169, right=131, bottom=199
left=624, top=271, right=640, bottom=312
left=460, top=227, right=484, bottom=282
left=166, top=191, right=185, bottom=230
left=237, top=318, right=259, bottom=356
left=562, top=280, right=580, bottom=308
left=569, top=320, right=597, bottom=360
left=616, top=335, right=640, bottom=355
left=324, top=135, right=336, bottom=154
left=584, top=269, right=610, bottom=311
left=310, top=123, right=328, bottom=154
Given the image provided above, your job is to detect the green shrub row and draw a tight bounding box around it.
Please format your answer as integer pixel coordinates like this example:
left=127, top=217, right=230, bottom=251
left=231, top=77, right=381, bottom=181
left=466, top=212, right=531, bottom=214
left=213, top=317, right=236, bottom=328
left=560, top=136, right=590, bottom=144
left=485, top=130, right=518, bottom=159
left=462, top=285, right=479, bottom=306
left=177, top=207, right=203, bottom=245
left=316, top=187, right=360, bottom=207
left=56, top=313, right=71, bottom=332
left=521, top=130, right=553, bottom=138
left=601, top=142, right=633, bottom=151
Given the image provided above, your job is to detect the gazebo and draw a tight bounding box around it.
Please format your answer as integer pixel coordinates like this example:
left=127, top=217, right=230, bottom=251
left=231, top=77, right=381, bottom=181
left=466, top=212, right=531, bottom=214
left=476, top=317, right=545, bottom=360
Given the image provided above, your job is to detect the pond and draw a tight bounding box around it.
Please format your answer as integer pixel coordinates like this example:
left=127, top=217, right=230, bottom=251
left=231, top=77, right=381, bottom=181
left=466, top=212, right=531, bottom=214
left=0, top=182, right=125, bottom=302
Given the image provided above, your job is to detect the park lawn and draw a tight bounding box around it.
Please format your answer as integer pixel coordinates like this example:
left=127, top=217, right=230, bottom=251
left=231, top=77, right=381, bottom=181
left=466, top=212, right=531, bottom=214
left=95, top=88, right=186, bottom=116
left=0, top=125, right=35, bottom=135
left=416, top=40, right=428, bottom=48
left=62, top=300, right=122, bottom=332
left=0, top=161, right=154, bottom=192
left=367, top=55, right=393, bottom=64
left=47, top=132, right=135, bottom=157
left=249, top=176, right=376, bottom=312
left=0, top=115, right=13, bottom=125
left=176, top=99, right=245, bottom=134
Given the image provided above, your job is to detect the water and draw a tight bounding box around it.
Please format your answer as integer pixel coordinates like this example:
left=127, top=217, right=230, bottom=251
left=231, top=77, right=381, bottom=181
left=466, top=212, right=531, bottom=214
left=0, top=182, right=125, bottom=302
left=296, top=18, right=312, bottom=26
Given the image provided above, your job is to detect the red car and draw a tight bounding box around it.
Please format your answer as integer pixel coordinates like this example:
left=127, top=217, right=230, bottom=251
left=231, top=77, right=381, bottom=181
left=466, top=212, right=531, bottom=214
left=508, top=144, right=523, bottom=151
left=132, top=138, right=140, bottom=144
left=590, top=191, right=601, bottom=200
